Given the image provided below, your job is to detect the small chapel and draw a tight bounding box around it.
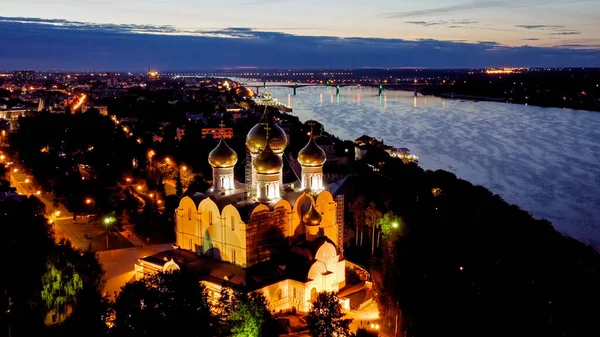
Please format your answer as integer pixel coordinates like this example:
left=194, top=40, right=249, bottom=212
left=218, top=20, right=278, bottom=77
left=135, top=112, right=346, bottom=313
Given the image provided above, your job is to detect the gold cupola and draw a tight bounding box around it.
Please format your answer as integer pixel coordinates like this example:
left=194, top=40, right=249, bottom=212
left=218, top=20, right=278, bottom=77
left=208, top=138, right=238, bottom=168
left=298, top=137, right=326, bottom=167
left=302, top=202, right=322, bottom=226
left=253, top=143, right=283, bottom=174
left=246, top=110, right=288, bottom=154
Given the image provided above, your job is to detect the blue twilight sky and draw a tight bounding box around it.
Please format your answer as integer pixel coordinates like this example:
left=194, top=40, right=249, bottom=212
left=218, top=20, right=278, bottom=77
left=0, top=0, right=599, bottom=70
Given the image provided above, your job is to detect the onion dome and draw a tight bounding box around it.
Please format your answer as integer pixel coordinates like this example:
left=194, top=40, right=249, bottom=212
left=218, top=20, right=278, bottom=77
left=208, top=138, right=238, bottom=168
left=246, top=122, right=288, bottom=154
left=302, top=203, right=322, bottom=226
left=298, top=137, right=327, bottom=167
left=253, top=143, right=283, bottom=174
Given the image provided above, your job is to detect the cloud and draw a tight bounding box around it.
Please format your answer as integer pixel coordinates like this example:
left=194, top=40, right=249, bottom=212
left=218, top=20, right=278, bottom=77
left=383, top=1, right=506, bottom=18
left=0, top=16, right=598, bottom=70
left=522, top=38, right=540, bottom=41
left=405, top=20, right=478, bottom=27
left=516, top=25, right=565, bottom=30
left=384, top=0, right=593, bottom=19
left=550, top=31, right=581, bottom=35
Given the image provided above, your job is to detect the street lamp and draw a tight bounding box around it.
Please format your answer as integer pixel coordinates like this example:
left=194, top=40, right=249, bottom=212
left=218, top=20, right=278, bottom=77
left=392, top=222, right=399, bottom=228
left=85, top=198, right=92, bottom=205
left=103, top=216, right=114, bottom=250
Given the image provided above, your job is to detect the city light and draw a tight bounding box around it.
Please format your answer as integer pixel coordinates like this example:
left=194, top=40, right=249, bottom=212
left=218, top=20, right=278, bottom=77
left=36, top=190, right=41, bottom=195
left=25, top=178, right=30, bottom=183
left=85, top=198, right=92, bottom=204
left=157, top=200, right=162, bottom=204
left=12, top=168, right=17, bottom=173
left=126, top=177, right=132, bottom=182
left=149, top=193, right=154, bottom=198
left=0, top=155, right=5, bottom=160
left=55, top=211, right=61, bottom=217
left=72, top=94, right=87, bottom=111
left=137, top=185, right=142, bottom=191
left=392, top=222, right=399, bottom=228
left=182, top=165, right=187, bottom=171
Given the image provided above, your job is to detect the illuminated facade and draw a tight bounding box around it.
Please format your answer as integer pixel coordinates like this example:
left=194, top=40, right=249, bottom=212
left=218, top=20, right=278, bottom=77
left=136, top=115, right=346, bottom=313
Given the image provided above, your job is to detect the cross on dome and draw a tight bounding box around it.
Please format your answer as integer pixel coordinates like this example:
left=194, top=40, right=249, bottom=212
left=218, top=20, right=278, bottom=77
left=308, top=121, right=315, bottom=135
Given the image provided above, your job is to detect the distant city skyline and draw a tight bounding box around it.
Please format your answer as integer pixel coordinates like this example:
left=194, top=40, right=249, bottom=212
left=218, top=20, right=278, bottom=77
left=1, top=0, right=599, bottom=70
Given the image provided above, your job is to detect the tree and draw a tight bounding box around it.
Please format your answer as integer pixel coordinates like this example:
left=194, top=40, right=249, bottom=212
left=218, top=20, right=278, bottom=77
left=0, top=191, right=54, bottom=334
left=41, top=260, right=84, bottom=323
left=306, top=292, right=353, bottom=337
left=349, top=196, right=366, bottom=246
left=364, top=201, right=382, bottom=255
left=156, top=176, right=166, bottom=197
left=175, top=170, right=183, bottom=198
left=112, top=271, right=213, bottom=336
left=216, top=289, right=279, bottom=337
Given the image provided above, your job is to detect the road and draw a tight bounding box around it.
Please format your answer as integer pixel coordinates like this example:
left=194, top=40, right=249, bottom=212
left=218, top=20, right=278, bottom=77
left=6, top=158, right=135, bottom=251
left=97, top=243, right=174, bottom=297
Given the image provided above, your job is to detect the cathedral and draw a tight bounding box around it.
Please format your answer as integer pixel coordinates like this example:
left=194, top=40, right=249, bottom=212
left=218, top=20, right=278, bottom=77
left=135, top=113, right=346, bottom=313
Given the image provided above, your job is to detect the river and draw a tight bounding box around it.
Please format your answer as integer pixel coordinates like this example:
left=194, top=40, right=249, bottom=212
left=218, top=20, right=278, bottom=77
left=268, top=86, right=600, bottom=249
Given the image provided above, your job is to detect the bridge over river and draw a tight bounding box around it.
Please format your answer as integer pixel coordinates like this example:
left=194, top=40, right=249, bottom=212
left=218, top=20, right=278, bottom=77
left=240, top=80, right=429, bottom=96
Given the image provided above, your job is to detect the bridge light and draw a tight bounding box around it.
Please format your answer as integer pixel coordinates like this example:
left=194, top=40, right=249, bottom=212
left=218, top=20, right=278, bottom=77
left=379, top=85, right=383, bottom=89
left=336, top=85, right=340, bottom=89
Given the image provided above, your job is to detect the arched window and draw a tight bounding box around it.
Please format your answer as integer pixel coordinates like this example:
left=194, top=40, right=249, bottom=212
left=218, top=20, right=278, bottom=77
left=231, top=216, right=235, bottom=231
left=188, top=207, right=192, bottom=221
left=292, top=287, right=296, bottom=299
left=276, top=288, right=282, bottom=300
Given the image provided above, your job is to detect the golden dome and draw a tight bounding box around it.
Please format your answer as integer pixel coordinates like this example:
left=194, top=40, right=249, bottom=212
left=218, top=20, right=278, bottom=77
left=246, top=122, right=288, bottom=154
left=298, top=137, right=326, bottom=167
left=208, top=138, right=238, bottom=168
left=253, top=143, right=283, bottom=174
left=302, top=203, right=322, bottom=226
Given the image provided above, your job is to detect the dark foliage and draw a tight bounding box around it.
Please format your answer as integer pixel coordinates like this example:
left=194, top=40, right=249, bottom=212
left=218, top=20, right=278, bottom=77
left=361, top=158, right=600, bottom=337
left=307, top=292, right=353, bottom=337
left=112, top=271, right=213, bottom=337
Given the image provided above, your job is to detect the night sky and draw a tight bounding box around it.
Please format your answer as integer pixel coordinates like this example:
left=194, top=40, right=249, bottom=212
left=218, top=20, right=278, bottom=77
left=1, top=0, right=599, bottom=70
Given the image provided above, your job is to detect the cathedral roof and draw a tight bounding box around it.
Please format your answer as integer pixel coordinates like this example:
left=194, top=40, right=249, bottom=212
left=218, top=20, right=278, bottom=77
left=208, top=138, right=238, bottom=168
left=253, top=143, right=283, bottom=174
left=298, top=137, right=327, bottom=167
left=246, top=112, right=287, bottom=154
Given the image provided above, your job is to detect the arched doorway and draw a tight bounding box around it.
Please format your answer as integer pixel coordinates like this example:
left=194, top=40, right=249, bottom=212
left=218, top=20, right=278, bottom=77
left=310, top=287, right=318, bottom=302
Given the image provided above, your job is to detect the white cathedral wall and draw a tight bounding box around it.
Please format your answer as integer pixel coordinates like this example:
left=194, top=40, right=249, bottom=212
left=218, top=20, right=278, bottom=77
left=316, top=191, right=339, bottom=246
left=174, top=197, right=249, bottom=267
left=221, top=205, right=247, bottom=267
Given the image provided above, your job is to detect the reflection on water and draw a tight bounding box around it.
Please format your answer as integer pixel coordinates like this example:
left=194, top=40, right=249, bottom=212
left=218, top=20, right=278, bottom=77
left=271, top=86, right=600, bottom=248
